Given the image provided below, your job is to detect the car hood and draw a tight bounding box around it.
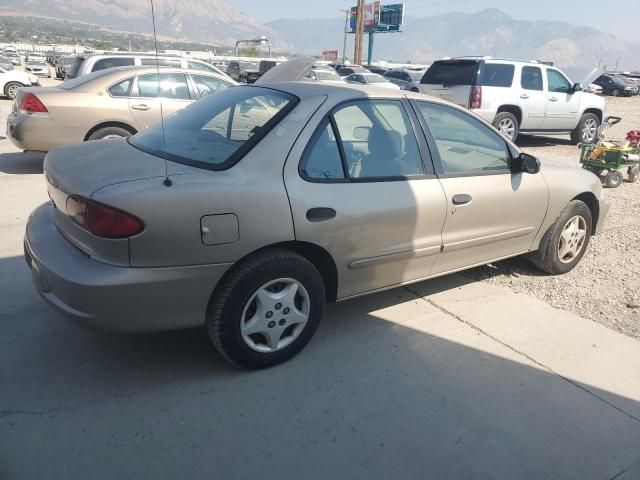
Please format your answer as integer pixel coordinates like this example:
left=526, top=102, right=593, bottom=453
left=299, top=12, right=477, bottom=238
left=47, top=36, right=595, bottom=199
left=256, top=57, right=316, bottom=84
left=44, top=138, right=194, bottom=199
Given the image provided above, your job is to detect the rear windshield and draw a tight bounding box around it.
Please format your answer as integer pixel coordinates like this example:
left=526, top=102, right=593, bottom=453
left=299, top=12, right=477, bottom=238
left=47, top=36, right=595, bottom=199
left=129, top=86, right=298, bottom=171
left=59, top=68, right=119, bottom=90
left=421, top=60, right=480, bottom=85
left=479, top=64, right=515, bottom=87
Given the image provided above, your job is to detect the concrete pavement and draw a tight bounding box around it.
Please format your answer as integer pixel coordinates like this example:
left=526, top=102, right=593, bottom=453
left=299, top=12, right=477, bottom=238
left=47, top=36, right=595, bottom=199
left=2, top=142, right=640, bottom=479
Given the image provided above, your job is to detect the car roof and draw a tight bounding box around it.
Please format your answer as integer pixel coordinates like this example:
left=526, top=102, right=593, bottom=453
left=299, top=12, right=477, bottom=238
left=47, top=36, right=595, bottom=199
left=62, top=66, right=238, bottom=90
left=440, top=56, right=547, bottom=66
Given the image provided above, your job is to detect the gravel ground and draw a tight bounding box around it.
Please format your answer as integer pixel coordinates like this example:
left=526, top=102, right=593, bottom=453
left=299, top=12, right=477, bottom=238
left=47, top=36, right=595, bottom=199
left=464, top=96, right=640, bottom=339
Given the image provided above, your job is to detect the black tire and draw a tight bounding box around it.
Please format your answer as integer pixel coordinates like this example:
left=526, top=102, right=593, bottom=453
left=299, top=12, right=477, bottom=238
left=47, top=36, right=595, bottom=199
left=626, top=165, right=639, bottom=183
left=492, top=111, right=519, bottom=142
left=411, top=87, right=419, bottom=92
left=604, top=170, right=623, bottom=188
left=206, top=249, right=325, bottom=369
left=570, top=113, right=600, bottom=145
left=87, top=126, right=133, bottom=141
left=530, top=200, right=592, bottom=275
left=4, top=81, right=23, bottom=100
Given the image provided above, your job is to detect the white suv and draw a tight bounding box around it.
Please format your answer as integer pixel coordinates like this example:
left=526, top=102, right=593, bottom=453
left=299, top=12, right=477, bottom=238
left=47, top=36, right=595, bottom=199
left=419, top=57, right=606, bottom=144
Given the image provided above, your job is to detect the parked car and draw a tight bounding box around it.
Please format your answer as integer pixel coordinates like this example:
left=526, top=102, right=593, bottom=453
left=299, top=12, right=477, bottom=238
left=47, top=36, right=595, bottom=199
left=0, top=67, right=39, bottom=99
left=0, top=56, right=14, bottom=71
left=24, top=61, right=609, bottom=369
left=25, top=60, right=50, bottom=77
left=232, top=60, right=277, bottom=84
left=592, top=74, right=637, bottom=97
left=226, top=61, right=258, bottom=82
left=337, top=66, right=368, bottom=78
left=64, top=54, right=228, bottom=80
left=616, top=75, right=640, bottom=95
left=7, top=67, right=235, bottom=152
left=305, top=67, right=345, bottom=83
left=54, top=56, right=77, bottom=80
left=384, top=68, right=426, bottom=92
left=584, top=84, right=603, bottom=95
left=364, top=65, right=389, bottom=76
left=344, top=72, right=401, bottom=90
left=4, top=51, right=21, bottom=66
left=420, top=57, right=606, bottom=144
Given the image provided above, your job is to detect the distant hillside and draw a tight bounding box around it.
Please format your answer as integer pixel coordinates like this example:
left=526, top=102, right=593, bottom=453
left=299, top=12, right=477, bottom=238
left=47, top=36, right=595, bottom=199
left=267, top=9, right=640, bottom=70
left=0, top=0, right=284, bottom=47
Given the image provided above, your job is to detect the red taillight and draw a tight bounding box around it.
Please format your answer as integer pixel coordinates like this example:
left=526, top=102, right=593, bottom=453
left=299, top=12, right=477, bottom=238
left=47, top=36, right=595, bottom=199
left=469, top=86, right=482, bottom=109
left=66, top=196, right=144, bottom=238
left=19, top=93, right=48, bottom=114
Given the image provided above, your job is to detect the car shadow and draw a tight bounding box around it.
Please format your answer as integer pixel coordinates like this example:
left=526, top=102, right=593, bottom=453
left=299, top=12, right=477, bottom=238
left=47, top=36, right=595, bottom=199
left=0, top=151, right=45, bottom=174
left=516, top=134, right=573, bottom=148
left=2, top=252, right=640, bottom=478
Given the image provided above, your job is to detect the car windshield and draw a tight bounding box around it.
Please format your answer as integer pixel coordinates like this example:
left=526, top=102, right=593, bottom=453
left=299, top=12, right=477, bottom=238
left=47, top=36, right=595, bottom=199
left=129, top=86, right=298, bottom=170
left=315, top=70, right=340, bottom=80
left=366, top=74, right=387, bottom=83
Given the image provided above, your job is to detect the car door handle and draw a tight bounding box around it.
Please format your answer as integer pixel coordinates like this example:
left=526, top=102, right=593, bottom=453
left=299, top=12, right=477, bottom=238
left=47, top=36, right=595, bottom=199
left=548, top=97, right=558, bottom=102
left=452, top=194, right=472, bottom=206
left=131, top=104, right=150, bottom=111
left=306, top=207, right=336, bottom=222
left=520, top=94, right=530, bottom=99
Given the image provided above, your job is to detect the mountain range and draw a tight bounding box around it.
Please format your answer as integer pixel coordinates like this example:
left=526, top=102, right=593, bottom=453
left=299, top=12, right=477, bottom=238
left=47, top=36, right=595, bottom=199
left=0, top=0, right=637, bottom=69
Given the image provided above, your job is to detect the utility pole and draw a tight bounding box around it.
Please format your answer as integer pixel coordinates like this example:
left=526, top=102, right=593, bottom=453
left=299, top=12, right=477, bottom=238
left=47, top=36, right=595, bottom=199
left=614, top=56, right=620, bottom=72
left=353, top=0, right=365, bottom=65
left=340, top=9, right=350, bottom=63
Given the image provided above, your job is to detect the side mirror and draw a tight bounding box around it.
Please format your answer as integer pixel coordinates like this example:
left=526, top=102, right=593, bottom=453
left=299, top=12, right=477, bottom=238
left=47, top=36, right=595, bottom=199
left=571, top=83, right=583, bottom=93
left=512, top=152, right=540, bottom=174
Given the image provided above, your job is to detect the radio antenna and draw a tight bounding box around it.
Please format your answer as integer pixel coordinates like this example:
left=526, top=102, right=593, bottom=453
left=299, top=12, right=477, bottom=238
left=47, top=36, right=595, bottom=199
left=149, top=0, right=172, bottom=187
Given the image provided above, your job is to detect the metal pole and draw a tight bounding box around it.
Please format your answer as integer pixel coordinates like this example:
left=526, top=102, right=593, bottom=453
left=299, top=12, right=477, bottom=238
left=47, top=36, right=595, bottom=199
left=354, top=0, right=365, bottom=65
left=614, top=57, right=620, bottom=72
left=367, top=31, right=374, bottom=66
left=235, top=40, right=241, bottom=56
left=342, top=9, right=349, bottom=63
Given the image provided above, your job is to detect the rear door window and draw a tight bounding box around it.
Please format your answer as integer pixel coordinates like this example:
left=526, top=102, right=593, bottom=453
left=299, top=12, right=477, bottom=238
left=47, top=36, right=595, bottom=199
left=300, top=120, right=346, bottom=180
left=521, top=66, right=543, bottom=91
left=92, top=57, right=135, bottom=72
left=479, top=64, right=514, bottom=87
left=108, top=78, right=133, bottom=97
left=421, top=60, right=480, bottom=85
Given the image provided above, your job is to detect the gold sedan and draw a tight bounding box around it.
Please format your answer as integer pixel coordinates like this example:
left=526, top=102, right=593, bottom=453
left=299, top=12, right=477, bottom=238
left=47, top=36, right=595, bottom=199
left=7, top=66, right=236, bottom=152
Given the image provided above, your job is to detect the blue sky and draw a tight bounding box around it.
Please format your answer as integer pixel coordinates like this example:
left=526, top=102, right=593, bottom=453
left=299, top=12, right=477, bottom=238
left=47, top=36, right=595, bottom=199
left=227, top=0, right=638, bottom=41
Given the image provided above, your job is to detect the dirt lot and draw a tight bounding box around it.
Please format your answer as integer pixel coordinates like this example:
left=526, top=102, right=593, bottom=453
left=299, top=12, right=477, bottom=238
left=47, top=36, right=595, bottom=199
left=465, top=96, right=640, bottom=339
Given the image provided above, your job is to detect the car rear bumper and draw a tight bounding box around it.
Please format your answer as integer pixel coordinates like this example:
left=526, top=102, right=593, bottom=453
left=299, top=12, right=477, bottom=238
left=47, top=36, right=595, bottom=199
left=25, top=203, right=233, bottom=332
left=7, top=112, right=80, bottom=152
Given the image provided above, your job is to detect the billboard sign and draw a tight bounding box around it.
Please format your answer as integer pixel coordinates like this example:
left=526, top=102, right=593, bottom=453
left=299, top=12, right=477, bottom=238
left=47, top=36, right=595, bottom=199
left=323, top=50, right=339, bottom=61
left=348, top=2, right=404, bottom=33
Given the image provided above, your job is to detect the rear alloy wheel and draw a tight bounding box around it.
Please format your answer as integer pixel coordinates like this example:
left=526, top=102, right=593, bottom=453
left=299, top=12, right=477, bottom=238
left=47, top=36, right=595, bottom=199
left=530, top=200, right=592, bottom=275
left=604, top=170, right=623, bottom=188
left=627, top=165, right=640, bottom=183
left=87, top=126, right=133, bottom=141
left=493, top=112, right=519, bottom=142
left=571, top=113, right=599, bottom=145
left=4, top=81, right=23, bottom=100
left=611, top=89, right=620, bottom=97
left=206, top=249, right=325, bottom=369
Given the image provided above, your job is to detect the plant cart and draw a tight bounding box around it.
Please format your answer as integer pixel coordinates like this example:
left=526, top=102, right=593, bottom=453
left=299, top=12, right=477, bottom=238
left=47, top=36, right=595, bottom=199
left=579, top=117, right=640, bottom=188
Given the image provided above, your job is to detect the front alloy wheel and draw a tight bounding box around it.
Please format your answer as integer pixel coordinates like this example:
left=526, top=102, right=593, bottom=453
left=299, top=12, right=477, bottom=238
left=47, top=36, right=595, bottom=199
left=557, top=215, right=587, bottom=264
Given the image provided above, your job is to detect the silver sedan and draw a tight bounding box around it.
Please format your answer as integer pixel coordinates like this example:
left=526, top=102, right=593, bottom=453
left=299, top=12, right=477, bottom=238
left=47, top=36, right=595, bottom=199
left=25, top=76, right=609, bottom=369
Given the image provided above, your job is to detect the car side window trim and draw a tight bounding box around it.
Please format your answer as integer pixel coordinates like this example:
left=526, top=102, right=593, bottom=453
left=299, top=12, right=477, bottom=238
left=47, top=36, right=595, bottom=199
left=299, top=97, right=436, bottom=184
left=409, top=99, right=513, bottom=178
